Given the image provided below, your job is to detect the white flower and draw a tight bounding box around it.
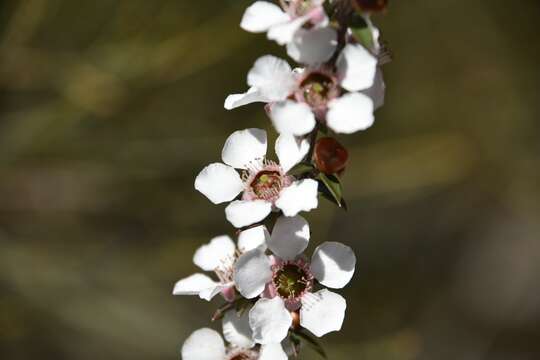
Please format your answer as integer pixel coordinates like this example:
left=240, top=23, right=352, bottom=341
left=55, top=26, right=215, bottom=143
left=240, top=0, right=336, bottom=64
left=233, top=215, right=357, bottom=341
left=194, top=128, right=318, bottom=228
left=173, top=229, right=269, bottom=301
left=224, top=52, right=378, bottom=135
left=181, top=322, right=288, bottom=360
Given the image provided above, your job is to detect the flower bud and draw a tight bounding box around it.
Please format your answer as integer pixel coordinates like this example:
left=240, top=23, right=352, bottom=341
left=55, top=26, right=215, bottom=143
left=352, top=0, right=389, bottom=12
left=313, top=137, right=349, bottom=175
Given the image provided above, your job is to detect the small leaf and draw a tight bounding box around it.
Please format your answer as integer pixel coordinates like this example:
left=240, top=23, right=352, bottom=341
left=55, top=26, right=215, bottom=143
left=351, top=26, right=374, bottom=50
left=295, top=329, right=328, bottom=359
left=288, top=162, right=315, bottom=177
left=318, top=173, right=346, bottom=209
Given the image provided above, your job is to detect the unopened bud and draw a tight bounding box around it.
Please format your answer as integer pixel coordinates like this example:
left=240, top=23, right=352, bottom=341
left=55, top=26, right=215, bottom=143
left=313, top=137, right=349, bottom=175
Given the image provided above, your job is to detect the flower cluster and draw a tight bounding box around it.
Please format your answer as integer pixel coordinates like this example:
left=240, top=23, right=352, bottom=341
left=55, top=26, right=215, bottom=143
left=174, top=1, right=390, bottom=358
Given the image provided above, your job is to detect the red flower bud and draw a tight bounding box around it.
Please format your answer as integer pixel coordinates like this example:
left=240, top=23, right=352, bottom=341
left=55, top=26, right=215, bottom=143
left=352, top=0, right=389, bottom=12
left=313, top=137, right=349, bottom=175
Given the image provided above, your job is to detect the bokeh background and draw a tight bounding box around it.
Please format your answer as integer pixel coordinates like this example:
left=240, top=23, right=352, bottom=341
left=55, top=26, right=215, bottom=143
left=1, top=0, right=539, bottom=359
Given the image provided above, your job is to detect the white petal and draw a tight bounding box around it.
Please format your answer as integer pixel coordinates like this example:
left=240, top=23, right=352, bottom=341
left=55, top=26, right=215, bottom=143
left=238, top=225, right=270, bottom=253
left=268, top=215, right=310, bottom=260
left=275, top=179, right=318, bottom=217
left=240, top=1, right=289, bottom=33
left=275, top=134, right=310, bottom=173
left=337, top=43, right=378, bottom=92
left=172, top=273, right=218, bottom=296
left=326, top=92, right=374, bottom=134
left=225, top=200, right=273, bottom=228
left=194, top=163, right=243, bottom=204
left=222, top=128, right=267, bottom=169
left=224, top=87, right=270, bottom=110
left=198, top=284, right=227, bottom=302
left=181, top=328, right=226, bottom=360
left=267, top=16, right=309, bottom=45
left=259, top=343, right=288, bottom=360
left=193, top=235, right=236, bottom=271
left=310, top=242, right=356, bottom=288
left=222, top=310, right=255, bottom=349
left=234, top=248, right=272, bottom=299
left=300, top=289, right=346, bottom=337
left=362, top=67, right=385, bottom=110
left=287, top=27, right=337, bottom=65
left=247, top=55, right=296, bottom=101
left=269, top=101, right=316, bottom=136
left=249, top=297, right=292, bottom=344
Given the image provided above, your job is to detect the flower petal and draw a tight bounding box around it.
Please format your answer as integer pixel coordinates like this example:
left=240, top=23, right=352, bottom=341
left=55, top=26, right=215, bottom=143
left=247, top=55, right=296, bottom=101
left=267, top=16, right=309, bottom=45
left=269, top=101, right=316, bottom=136
left=198, top=284, right=227, bottom=302
left=275, top=179, right=318, bottom=217
left=222, top=309, right=255, bottom=349
left=172, top=273, right=218, bottom=296
left=259, top=343, right=288, bottom=360
left=362, top=67, right=385, bottom=110
left=193, top=235, right=236, bottom=271
left=326, top=92, right=374, bottom=134
left=224, top=87, right=270, bottom=110
left=238, top=225, right=270, bottom=253
left=275, top=134, right=310, bottom=173
left=300, top=289, right=346, bottom=337
left=240, top=1, right=289, bottom=33
left=225, top=200, right=273, bottom=228
left=194, top=163, right=243, bottom=204
left=181, top=328, right=226, bottom=360
left=268, top=215, right=310, bottom=261
left=249, top=297, right=292, bottom=344
left=234, top=248, right=272, bottom=299
left=310, top=242, right=356, bottom=288
left=222, top=128, right=267, bottom=169
left=337, top=43, right=378, bottom=92
left=287, top=27, right=337, bottom=65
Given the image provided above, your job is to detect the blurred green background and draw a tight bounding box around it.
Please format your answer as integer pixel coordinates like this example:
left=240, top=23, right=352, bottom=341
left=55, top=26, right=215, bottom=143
left=1, top=0, right=539, bottom=359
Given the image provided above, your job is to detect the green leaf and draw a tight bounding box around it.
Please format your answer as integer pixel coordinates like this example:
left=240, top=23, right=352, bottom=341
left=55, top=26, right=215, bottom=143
left=318, top=173, right=347, bottom=209
left=295, top=330, right=328, bottom=359
left=288, top=162, right=315, bottom=177
left=351, top=26, right=374, bottom=50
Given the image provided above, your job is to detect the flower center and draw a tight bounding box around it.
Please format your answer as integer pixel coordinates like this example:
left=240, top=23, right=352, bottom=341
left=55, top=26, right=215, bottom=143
left=227, top=348, right=258, bottom=360
left=242, top=160, right=292, bottom=203
left=274, top=263, right=312, bottom=299
left=251, top=170, right=282, bottom=199
left=297, top=71, right=339, bottom=111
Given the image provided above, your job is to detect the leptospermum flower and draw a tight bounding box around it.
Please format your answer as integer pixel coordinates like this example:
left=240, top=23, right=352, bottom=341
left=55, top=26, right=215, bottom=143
left=233, top=215, right=357, bottom=342
left=241, top=1, right=338, bottom=65
left=194, top=128, right=318, bottom=228
left=182, top=313, right=288, bottom=360
left=173, top=227, right=269, bottom=302
left=224, top=49, right=378, bottom=135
